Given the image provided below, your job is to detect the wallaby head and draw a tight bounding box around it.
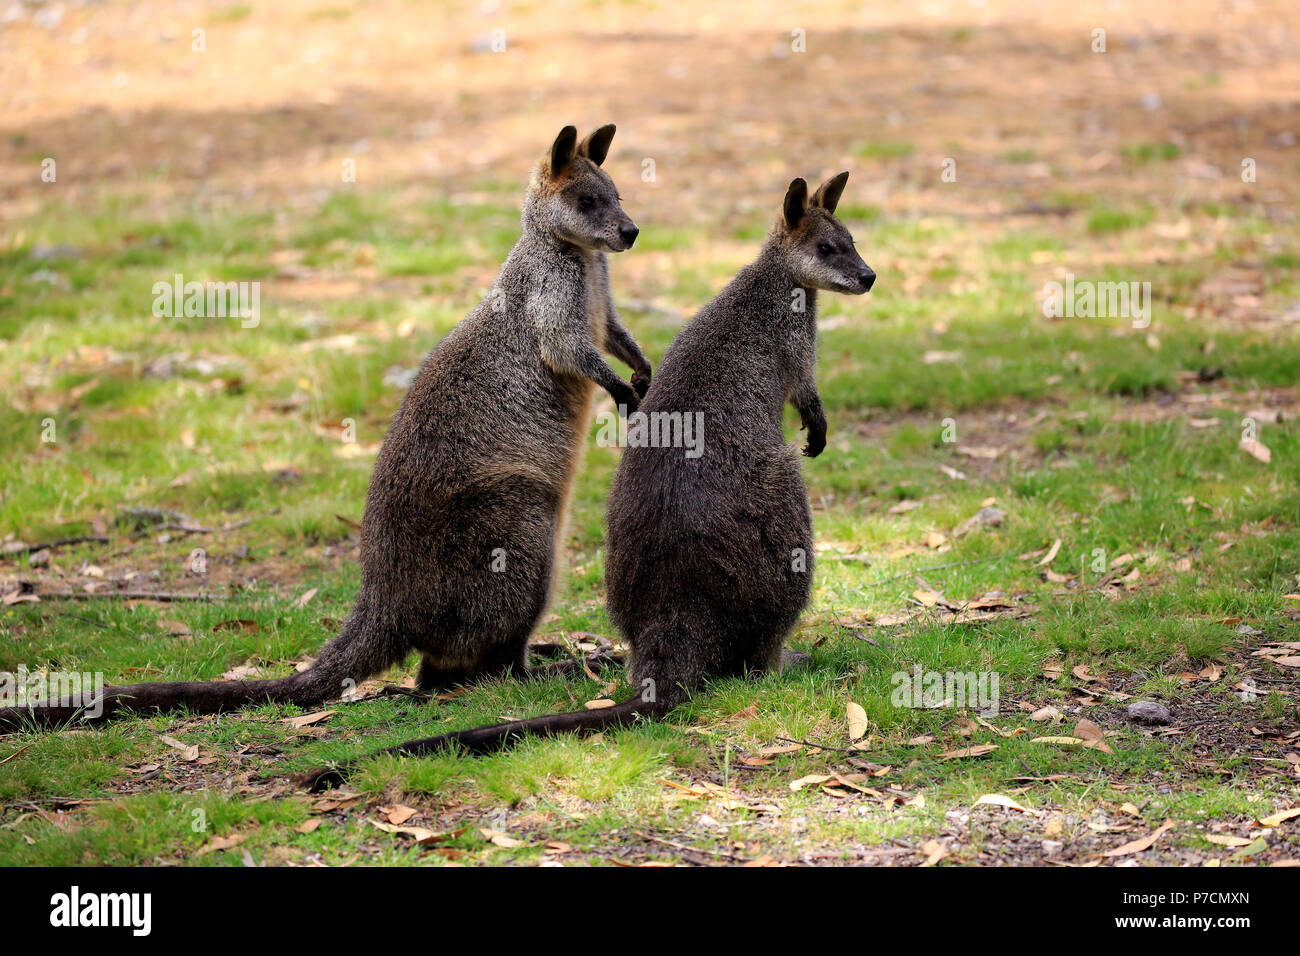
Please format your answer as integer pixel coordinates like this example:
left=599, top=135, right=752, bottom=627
left=776, top=171, right=875, bottom=295
left=526, top=124, right=640, bottom=253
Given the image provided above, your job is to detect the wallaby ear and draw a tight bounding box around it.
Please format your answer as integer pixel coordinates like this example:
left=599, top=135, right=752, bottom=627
left=578, top=124, right=617, bottom=167
left=783, top=178, right=809, bottom=229
left=811, top=171, right=850, bottom=215
left=549, top=125, right=579, bottom=176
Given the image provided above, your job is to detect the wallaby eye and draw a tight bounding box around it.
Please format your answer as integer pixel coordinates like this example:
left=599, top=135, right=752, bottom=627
left=578, top=196, right=596, bottom=211
left=817, top=243, right=834, bottom=256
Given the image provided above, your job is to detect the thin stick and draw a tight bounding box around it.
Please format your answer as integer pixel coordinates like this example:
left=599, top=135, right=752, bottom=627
left=636, top=831, right=745, bottom=862
left=4, top=536, right=110, bottom=557
left=0, top=743, right=33, bottom=766
left=55, top=612, right=113, bottom=630
left=774, top=734, right=862, bottom=756
left=36, top=590, right=224, bottom=602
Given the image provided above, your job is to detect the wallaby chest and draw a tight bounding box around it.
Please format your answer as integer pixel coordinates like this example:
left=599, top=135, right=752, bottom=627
left=584, top=254, right=609, bottom=350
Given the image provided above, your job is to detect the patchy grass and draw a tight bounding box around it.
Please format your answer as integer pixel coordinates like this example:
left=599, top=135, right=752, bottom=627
left=1, top=0, right=1299, bottom=867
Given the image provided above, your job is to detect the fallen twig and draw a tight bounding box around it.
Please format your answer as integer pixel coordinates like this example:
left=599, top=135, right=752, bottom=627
left=0, top=743, right=33, bottom=766
left=3, top=536, right=110, bottom=557
left=774, top=734, right=862, bottom=756
left=36, top=590, right=225, bottom=603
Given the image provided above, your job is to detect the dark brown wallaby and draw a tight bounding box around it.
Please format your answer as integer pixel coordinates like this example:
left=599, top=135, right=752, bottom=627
left=0, top=124, right=652, bottom=733
left=300, top=172, right=873, bottom=791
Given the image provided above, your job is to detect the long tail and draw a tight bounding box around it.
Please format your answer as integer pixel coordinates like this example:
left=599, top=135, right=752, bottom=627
left=0, top=616, right=392, bottom=731
left=299, top=691, right=676, bottom=792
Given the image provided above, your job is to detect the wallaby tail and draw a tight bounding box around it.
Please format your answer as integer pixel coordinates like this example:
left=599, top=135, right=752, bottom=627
left=299, top=690, right=677, bottom=792
left=0, top=614, right=391, bottom=731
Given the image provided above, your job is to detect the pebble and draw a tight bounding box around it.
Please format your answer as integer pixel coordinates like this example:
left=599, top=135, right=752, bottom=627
left=1127, top=700, right=1172, bottom=725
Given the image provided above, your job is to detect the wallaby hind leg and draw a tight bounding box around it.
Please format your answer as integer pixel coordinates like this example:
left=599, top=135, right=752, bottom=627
left=414, top=656, right=475, bottom=693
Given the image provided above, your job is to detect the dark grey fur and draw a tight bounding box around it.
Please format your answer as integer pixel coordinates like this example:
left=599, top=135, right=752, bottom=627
left=606, top=171, right=873, bottom=706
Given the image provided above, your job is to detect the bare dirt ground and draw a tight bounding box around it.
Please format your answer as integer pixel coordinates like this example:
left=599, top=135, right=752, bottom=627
left=4, top=0, right=1300, bottom=224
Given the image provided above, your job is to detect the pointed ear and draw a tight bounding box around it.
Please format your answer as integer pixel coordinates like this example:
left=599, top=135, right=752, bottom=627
left=549, top=125, right=578, bottom=176
left=783, top=178, right=809, bottom=229
left=811, top=171, right=850, bottom=215
left=578, top=124, right=616, bottom=167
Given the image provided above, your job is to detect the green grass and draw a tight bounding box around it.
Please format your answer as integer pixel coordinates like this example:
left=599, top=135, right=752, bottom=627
left=1, top=183, right=1298, bottom=866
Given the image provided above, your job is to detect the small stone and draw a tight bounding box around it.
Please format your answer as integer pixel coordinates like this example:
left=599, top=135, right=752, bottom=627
left=1041, top=840, right=1063, bottom=856
left=1127, top=701, right=1172, bottom=725
left=27, top=548, right=51, bottom=568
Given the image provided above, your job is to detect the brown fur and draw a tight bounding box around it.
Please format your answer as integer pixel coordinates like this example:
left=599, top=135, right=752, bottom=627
left=0, top=125, right=652, bottom=732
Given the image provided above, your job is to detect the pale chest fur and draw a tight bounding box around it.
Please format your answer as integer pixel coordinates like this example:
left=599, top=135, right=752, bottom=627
left=583, top=254, right=609, bottom=350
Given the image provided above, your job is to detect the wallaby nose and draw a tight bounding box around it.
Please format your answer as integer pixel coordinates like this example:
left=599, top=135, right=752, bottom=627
left=859, top=269, right=876, bottom=291
left=619, top=224, right=639, bottom=247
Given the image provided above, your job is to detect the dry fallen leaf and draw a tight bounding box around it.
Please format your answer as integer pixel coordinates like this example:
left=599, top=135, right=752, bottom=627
left=921, top=839, right=948, bottom=866
left=912, top=588, right=941, bottom=607
left=790, top=774, right=834, bottom=792
left=159, top=735, right=200, bottom=762
left=381, top=805, right=419, bottom=826
left=922, top=531, right=948, bottom=549
left=1257, top=806, right=1300, bottom=828
left=196, top=833, right=245, bottom=856
left=1104, top=819, right=1174, bottom=857
left=283, top=709, right=337, bottom=729
left=847, top=701, right=869, bottom=740
left=480, top=828, right=525, bottom=848
left=1239, top=437, right=1271, bottom=464
left=1205, top=834, right=1253, bottom=847
left=974, top=793, right=1037, bottom=815
left=1073, top=718, right=1114, bottom=754
left=1038, top=538, right=1063, bottom=566
left=938, top=744, right=998, bottom=761
left=370, top=819, right=442, bottom=843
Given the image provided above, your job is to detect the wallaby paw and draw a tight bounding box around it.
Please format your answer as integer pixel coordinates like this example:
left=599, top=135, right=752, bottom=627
left=631, top=366, right=652, bottom=398
left=614, top=385, right=640, bottom=416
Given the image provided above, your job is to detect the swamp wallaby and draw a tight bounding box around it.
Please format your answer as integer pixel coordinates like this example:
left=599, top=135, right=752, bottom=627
left=0, top=124, right=652, bottom=732
left=300, top=172, right=873, bottom=790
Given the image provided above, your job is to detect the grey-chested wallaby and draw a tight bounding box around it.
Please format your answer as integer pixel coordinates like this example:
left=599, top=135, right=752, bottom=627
left=0, top=124, right=652, bottom=731
left=300, top=172, right=872, bottom=790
